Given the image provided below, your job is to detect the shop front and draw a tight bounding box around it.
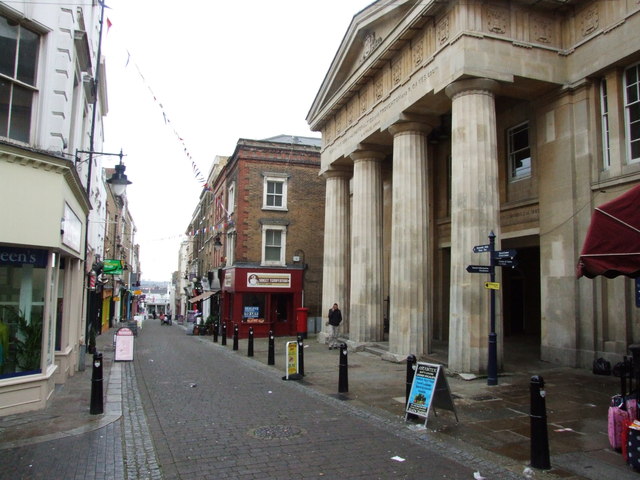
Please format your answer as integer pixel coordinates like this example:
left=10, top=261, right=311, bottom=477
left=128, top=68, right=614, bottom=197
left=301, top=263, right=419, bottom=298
left=221, top=267, right=304, bottom=339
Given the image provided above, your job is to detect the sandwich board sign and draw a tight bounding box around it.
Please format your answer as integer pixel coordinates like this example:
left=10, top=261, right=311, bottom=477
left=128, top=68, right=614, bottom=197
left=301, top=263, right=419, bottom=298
left=114, top=327, right=134, bottom=361
left=405, top=362, right=458, bottom=426
left=282, top=341, right=301, bottom=380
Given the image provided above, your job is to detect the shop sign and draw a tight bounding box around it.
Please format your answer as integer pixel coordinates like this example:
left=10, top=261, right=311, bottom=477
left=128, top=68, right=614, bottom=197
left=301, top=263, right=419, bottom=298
left=405, top=362, right=458, bottom=426
left=247, top=272, right=291, bottom=288
left=103, top=259, right=123, bottom=275
left=114, top=327, right=134, bottom=361
left=0, top=246, right=48, bottom=268
left=285, top=341, right=299, bottom=380
left=61, top=203, right=82, bottom=252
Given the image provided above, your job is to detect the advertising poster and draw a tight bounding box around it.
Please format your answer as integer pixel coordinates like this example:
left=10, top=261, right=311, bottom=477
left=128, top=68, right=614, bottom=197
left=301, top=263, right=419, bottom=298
left=406, top=363, right=438, bottom=417
left=114, top=327, right=134, bottom=361
left=285, top=341, right=298, bottom=379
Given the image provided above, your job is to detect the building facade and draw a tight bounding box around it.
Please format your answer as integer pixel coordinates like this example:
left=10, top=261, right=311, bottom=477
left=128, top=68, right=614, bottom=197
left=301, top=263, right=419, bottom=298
left=0, top=1, right=109, bottom=415
left=183, top=136, right=326, bottom=338
left=308, top=0, right=640, bottom=372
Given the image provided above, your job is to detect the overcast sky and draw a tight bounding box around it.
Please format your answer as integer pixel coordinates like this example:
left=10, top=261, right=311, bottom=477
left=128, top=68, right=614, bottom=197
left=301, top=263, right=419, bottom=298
left=102, top=0, right=372, bottom=281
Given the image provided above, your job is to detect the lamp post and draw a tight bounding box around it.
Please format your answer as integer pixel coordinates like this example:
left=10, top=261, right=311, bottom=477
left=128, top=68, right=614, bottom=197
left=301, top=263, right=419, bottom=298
left=106, top=153, right=132, bottom=196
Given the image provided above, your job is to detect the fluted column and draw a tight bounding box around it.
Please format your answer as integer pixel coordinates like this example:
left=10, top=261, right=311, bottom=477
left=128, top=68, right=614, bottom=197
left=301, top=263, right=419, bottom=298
left=445, top=78, right=501, bottom=374
left=349, top=150, right=385, bottom=344
left=320, top=167, right=351, bottom=343
left=386, top=122, right=432, bottom=361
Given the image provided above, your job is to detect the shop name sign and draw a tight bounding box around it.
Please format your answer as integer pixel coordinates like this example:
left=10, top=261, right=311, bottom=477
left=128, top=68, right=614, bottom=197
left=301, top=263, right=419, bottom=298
left=0, top=247, right=48, bottom=268
left=247, top=272, right=291, bottom=288
left=103, top=259, right=123, bottom=275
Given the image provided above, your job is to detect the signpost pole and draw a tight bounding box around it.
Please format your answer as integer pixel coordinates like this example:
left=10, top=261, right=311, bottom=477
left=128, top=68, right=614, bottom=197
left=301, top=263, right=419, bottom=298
left=487, top=231, right=498, bottom=386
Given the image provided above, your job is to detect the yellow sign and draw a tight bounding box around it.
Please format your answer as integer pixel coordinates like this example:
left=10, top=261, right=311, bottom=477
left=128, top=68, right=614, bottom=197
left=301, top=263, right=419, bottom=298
left=286, top=341, right=298, bottom=378
left=113, top=296, right=121, bottom=301
left=484, top=282, right=500, bottom=290
left=133, top=290, right=142, bottom=295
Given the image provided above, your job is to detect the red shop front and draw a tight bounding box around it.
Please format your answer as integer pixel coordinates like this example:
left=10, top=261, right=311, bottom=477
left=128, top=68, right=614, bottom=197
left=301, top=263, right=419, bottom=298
left=221, top=267, right=304, bottom=339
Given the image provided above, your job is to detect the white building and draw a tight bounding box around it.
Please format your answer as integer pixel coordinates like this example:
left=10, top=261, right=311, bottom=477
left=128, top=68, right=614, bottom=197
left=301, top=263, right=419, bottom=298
left=0, top=1, right=109, bottom=415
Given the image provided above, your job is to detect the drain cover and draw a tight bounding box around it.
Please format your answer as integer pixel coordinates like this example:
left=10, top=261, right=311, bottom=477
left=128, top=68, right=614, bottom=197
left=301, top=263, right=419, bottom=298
left=250, top=425, right=304, bottom=439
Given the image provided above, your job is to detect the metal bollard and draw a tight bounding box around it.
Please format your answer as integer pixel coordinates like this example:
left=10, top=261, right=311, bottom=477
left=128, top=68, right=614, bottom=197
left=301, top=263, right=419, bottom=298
left=221, top=322, right=227, bottom=346
left=530, top=375, right=551, bottom=470
left=267, top=330, right=275, bottom=365
left=213, top=321, right=219, bottom=343
left=89, top=352, right=104, bottom=415
left=233, top=324, right=239, bottom=351
left=338, top=343, right=348, bottom=393
left=405, top=354, right=417, bottom=407
left=297, top=335, right=304, bottom=376
left=248, top=327, right=254, bottom=357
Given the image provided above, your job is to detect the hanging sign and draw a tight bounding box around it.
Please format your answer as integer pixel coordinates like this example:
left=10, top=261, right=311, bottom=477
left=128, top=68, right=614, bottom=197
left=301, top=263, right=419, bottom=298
left=103, top=259, right=123, bottom=275
left=114, top=327, right=134, bottom=361
left=405, top=362, right=458, bottom=426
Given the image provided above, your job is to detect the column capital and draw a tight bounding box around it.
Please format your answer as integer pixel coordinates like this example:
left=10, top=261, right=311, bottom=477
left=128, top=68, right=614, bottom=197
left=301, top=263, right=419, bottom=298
left=350, top=149, right=386, bottom=163
left=445, top=78, right=500, bottom=100
left=388, top=120, right=435, bottom=137
left=321, top=166, right=352, bottom=180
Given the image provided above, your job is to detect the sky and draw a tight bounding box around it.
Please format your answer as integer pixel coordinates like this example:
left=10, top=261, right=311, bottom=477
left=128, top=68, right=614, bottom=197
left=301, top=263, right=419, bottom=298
left=101, top=0, right=373, bottom=281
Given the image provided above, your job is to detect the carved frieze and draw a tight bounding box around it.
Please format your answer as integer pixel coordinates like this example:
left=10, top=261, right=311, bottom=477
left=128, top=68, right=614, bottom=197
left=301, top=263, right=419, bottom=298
left=486, top=6, right=508, bottom=35
left=531, top=15, right=553, bottom=44
left=374, top=74, right=384, bottom=101
left=335, top=109, right=345, bottom=136
left=360, top=85, right=369, bottom=114
left=437, top=16, right=449, bottom=47
left=413, top=36, right=424, bottom=67
left=392, top=58, right=402, bottom=86
left=580, top=4, right=599, bottom=37
left=347, top=99, right=356, bottom=126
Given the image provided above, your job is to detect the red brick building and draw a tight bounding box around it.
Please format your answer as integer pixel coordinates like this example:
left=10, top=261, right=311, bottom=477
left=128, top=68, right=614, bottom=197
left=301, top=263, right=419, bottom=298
left=186, top=136, right=325, bottom=338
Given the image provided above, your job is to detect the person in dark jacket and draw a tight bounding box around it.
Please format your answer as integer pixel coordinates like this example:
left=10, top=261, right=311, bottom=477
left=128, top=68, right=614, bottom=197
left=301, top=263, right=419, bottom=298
left=327, top=303, right=342, bottom=350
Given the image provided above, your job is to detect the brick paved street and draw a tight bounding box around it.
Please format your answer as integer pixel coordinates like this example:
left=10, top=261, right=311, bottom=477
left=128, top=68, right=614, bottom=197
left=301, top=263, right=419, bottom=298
left=134, top=321, right=522, bottom=480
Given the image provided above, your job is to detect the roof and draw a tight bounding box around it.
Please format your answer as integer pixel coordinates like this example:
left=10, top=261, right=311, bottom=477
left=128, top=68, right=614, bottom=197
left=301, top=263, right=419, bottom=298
left=261, top=135, right=322, bottom=148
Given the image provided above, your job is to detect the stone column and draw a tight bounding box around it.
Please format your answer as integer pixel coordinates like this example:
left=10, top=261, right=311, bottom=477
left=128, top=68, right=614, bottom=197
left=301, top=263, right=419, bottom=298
left=445, top=78, right=501, bottom=374
left=385, top=122, right=432, bottom=362
left=349, top=150, right=385, bottom=345
left=320, top=167, right=351, bottom=344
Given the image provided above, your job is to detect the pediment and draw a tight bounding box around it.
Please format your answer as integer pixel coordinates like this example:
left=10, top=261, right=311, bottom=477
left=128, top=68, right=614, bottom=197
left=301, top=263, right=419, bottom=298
left=307, top=0, right=431, bottom=129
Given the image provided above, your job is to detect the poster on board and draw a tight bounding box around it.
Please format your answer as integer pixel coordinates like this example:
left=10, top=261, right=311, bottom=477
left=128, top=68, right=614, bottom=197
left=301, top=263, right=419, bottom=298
left=405, top=362, right=458, bottom=426
left=114, top=327, right=134, bottom=361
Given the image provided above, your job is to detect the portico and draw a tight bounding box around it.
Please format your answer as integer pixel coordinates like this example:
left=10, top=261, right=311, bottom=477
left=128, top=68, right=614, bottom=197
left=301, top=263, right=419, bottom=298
left=308, top=0, right=640, bottom=373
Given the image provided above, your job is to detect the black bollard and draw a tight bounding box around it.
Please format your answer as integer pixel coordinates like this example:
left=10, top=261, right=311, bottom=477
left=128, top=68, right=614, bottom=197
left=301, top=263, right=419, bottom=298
left=89, top=352, right=104, bottom=415
left=233, top=324, right=239, bottom=351
left=297, top=335, right=304, bottom=376
left=213, top=321, right=219, bottom=343
left=221, top=322, right=227, bottom=346
left=338, top=343, right=349, bottom=393
left=267, top=330, right=275, bottom=365
left=530, top=375, right=551, bottom=470
left=248, top=327, right=254, bottom=357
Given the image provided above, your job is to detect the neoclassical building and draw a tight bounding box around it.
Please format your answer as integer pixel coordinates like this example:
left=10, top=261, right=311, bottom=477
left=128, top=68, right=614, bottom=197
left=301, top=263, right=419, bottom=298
left=307, top=0, right=640, bottom=373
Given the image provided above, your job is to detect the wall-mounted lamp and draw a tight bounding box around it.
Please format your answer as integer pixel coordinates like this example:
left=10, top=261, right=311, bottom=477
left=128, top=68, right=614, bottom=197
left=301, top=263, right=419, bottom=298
left=213, top=236, right=223, bottom=250
left=107, top=151, right=132, bottom=196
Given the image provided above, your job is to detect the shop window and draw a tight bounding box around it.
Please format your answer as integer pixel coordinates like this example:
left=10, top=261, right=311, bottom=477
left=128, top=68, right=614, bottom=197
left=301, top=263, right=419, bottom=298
left=262, top=174, right=288, bottom=210
left=600, top=79, right=611, bottom=169
left=262, top=225, right=286, bottom=266
left=242, top=293, right=265, bottom=324
left=0, top=264, right=46, bottom=378
left=0, top=15, right=39, bottom=143
left=625, top=62, right=640, bottom=163
left=507, top=122, right=531, bottom=181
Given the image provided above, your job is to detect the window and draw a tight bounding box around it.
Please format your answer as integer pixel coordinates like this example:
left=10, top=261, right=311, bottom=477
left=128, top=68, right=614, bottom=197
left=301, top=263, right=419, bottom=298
left=624, top=63, right=640, bottom=163
left=0, top=16, right=39, bottom=143
left=262, top=225, right=286, bottom=266
left=226, top=230, right=236, bottom=266
left=262, top=174, right=288, bottom=210
left=600, top=79, right=611, bottom=169
left=227, top=183, right=235, bottom=215
left=508, top=122, right=531, bottom=180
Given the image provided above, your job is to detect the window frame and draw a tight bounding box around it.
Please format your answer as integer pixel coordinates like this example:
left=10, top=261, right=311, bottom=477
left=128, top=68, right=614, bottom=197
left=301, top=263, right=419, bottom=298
left=261, top=225, right=286, bottom=266
left=262, top=174, right=289, bottom=211
left=600, top=78, right=611, bottom=170
left=624, top=62, right=640, bottom=164
left=0, top=14, right=40, bottom=143
left=507, top=121, right=532, bottom=181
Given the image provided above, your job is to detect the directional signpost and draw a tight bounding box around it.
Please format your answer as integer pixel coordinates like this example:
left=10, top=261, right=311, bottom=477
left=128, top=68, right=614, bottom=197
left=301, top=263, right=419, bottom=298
left=467, top=231, right=518, bottom=386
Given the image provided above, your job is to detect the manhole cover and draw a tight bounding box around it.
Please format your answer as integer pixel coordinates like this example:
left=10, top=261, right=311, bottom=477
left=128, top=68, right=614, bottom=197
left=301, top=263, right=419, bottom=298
left=250, top=425, right=304, bottom=439
left=470, top=394, right=500, bottom=402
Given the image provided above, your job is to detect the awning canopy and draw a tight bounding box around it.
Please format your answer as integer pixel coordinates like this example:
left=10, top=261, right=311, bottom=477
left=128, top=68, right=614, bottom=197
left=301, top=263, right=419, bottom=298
left=188, top=291, right=217, bottom=303
left=577, top=185, right=640, bottom=279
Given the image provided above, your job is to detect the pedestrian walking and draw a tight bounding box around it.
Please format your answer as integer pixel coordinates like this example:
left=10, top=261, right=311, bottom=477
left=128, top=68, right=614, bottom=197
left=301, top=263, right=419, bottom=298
left=327, top=303, right=342, bottom=350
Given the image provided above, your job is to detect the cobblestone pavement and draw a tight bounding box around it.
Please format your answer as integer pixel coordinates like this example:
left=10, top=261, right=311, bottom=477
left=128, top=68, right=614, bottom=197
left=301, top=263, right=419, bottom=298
left=134, top=321, right=524, bottom=480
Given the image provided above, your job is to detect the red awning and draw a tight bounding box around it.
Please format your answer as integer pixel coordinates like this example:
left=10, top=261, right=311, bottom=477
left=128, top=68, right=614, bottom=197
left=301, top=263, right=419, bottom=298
left=577, top=185, right=640, bottom=279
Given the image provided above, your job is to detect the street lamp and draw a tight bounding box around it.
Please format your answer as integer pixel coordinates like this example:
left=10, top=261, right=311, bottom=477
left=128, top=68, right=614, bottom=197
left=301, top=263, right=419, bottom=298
left=107, top=155, right=132, bottom=196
